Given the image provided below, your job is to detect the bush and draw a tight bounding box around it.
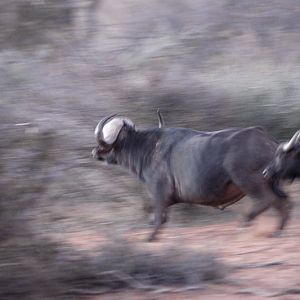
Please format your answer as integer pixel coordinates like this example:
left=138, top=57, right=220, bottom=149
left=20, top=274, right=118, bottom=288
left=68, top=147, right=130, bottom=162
left=0, top=236, right=227, bottom=299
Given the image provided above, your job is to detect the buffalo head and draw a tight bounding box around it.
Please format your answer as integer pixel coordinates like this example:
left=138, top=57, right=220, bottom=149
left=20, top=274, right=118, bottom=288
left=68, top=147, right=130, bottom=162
left=263, top=130, right=300, bottom=181
left=92, top=110, right=164, bottom=163
left=92, top=114, right=135, bottom=163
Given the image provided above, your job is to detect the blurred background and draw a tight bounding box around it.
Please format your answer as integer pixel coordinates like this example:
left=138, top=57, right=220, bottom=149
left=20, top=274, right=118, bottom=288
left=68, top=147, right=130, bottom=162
left=1, top=1, right=300, bottom=299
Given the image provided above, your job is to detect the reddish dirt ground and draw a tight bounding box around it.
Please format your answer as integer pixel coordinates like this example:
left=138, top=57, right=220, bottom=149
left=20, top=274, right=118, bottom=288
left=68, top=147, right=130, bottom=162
left=60, top=215, right=300, bottom=300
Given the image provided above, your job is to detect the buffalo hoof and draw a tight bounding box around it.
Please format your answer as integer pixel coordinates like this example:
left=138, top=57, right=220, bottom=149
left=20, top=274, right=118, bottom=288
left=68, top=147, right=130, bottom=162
left=240, top=220, right=252, bottom=228
left=268, top=231, right=285, bottom=238
left=147, top=230, right=160, bottom=242
left=147, top=235, right=157, bottom=242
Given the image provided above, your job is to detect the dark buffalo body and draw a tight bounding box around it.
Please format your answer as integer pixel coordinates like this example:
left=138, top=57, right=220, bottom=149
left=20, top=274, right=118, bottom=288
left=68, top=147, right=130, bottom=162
left=93, top=116, right=293, bottom=241
left=119, top=127, right=269, bottom=205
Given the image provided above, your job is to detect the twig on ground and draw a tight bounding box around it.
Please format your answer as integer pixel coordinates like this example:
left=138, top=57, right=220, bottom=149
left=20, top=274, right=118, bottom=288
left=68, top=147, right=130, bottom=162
left=233, top=261, right=285, bottom=269
left=68, top=270, right=205, bottom=295
left=235, top=287, right=300, bottom=297
left=236, top=246, right=273, bottom=256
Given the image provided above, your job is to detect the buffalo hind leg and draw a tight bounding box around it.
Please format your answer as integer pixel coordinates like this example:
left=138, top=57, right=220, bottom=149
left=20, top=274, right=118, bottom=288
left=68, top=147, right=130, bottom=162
left=228, top=172, right=275, bottom=227
left=238, top=185, right=274, bottom=227
left=229, top=170, right=291, bottom=235
left=243, top=200, right=272, bottom=226
left=271, top=198, right=293, bottom=237
left=243, top=194, right=293, bottom=237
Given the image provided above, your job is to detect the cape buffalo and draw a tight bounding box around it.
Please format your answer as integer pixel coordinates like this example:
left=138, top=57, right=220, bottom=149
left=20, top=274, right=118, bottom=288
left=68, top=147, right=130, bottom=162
left=263, top=129, right=300, bottom=197
left=92, top=114, right=292, bottom=241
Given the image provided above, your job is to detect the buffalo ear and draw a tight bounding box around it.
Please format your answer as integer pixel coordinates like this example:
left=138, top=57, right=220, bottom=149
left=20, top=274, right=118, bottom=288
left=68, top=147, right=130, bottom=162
left=294, top=146, right=300, bottom=157
left=118, top=121, right=134, bottom=138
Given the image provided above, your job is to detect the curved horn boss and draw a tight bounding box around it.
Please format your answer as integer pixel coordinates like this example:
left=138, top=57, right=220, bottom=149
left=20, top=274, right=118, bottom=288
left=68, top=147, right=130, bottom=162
left=92, top=115, right=135, bottom=161
left=94, top=114, right=117, bottom=145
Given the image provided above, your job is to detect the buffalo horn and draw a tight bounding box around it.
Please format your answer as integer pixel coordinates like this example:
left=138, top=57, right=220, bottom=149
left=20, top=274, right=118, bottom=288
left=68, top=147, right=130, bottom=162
left=157, top=108, right=164, bottom=128
left=95, top=114, right=118, bottom=139
left=283, top=129, right=300, bottom=151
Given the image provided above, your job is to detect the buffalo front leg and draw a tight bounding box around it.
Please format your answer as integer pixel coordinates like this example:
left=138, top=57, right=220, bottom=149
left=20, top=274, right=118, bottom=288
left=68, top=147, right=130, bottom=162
left=146, top=178, right=171, bottom=242
left=147, top=202, right=167, bottom=242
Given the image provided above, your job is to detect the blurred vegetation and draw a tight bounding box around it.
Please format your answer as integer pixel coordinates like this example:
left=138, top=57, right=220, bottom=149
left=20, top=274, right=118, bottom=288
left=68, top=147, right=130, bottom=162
left=0, top=236, right=226, bottom=299
left=1, top=0, right=300, bottom=138
left=0, top=0, right=300, bottom=298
